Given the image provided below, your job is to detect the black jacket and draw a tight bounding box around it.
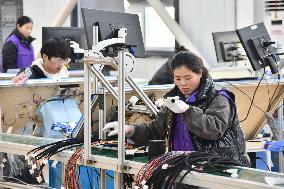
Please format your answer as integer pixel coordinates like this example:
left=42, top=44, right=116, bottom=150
left=148, top=57, right=174, bottom=85
left=2, top=29, right=35, bottom=72
left=29, top=65, right=46, bottom=79
left=131, top=73, right=250, bottom=167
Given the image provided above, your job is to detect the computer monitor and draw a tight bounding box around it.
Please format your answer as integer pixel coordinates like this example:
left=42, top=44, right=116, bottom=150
left=81, top=8, right=145, bottom=58
left=42, top=27, right=88, bottom=70
left=212, top=31, right=245, bottom=63
left=236, top=22, right=279, bottom=74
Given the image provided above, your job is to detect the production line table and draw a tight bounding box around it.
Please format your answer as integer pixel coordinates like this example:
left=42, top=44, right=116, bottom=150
left=0, top=133, right=284, bottom=189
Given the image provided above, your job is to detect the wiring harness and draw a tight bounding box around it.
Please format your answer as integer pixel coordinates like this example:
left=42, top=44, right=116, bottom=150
left=135, top=151, right=242, bottom=189
left=26, top=138, right=134, bottom=188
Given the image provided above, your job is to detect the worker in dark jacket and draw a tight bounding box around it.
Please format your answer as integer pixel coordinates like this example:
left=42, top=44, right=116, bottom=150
left=104, top=51, right=250, bottom=167
left=2, top=16, right=35, bottom=72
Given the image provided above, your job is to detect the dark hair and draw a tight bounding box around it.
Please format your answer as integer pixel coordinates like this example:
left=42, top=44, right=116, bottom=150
left=16, top=16, right=33, bottom=27
left=40, top=38, right=71, bottom=60
left=175, top=45, right=189, bottom=53
left=171, top=51, right=208, bottom=77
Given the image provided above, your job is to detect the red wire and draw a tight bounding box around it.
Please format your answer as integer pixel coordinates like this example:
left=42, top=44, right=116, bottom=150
left=275, top=0, right=278, bottom=19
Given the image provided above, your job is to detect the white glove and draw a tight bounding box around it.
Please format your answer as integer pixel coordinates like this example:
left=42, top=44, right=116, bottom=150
left=155, top=98, right=165, bottom=108
left=163, top=96, right=189, bottom=113
left=102, top=121, right=133, bottom=137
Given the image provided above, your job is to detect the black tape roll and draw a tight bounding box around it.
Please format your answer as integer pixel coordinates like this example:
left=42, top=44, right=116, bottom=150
left=148, top=140, right=166, bottom=160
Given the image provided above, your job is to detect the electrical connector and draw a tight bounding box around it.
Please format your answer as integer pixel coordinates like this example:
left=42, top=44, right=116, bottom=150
left=141, top=180, right=146, bottom=185
left=143, top=185, right=148, bottom=189
left=162, top=164, right=169, bottom=169
left=29, top=169, right=34, bottom=174
left=52, top=161, right=58, bottom=168
left=2, top=158, right=7, bottom=163
left=32, top=164, right=37, bottom=170
left=36, top=176, right=42, bottom=183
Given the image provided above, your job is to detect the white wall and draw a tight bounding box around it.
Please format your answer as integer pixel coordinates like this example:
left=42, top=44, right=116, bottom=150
left=179, top=0, right=254, bottom=66
left=23, top=0, right=71, bottom=53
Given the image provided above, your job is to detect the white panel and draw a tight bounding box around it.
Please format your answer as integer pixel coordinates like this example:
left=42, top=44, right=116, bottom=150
left=179, top=0, right=254, bottom=67
left=179, top=0, right=236, bottom=66
left=236, top=0, right=254, bottom=28
left=80, top=0, right=124, bottom=12
left=23, top=0, right=71, bottom=53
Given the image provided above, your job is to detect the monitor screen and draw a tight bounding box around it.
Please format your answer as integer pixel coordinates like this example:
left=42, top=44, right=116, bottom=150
left=236, top=22, right=279, bottom=74
left=212, top=31, right=245, bottom=63
left=42, top=27, right=88, bottom=70
left=81, top=8, right=145, bottom=58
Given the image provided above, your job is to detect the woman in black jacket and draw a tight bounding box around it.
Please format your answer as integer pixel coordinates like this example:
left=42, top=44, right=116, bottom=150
left=104, top=51, right=250, bottom=167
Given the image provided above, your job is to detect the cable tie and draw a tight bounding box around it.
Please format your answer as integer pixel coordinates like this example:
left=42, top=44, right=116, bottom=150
left=27, top=160, right=33, bottom=165
left=231, top=173, right=239, bottom=179
left=143, top=185, right=148, bottom=189
left=141, top=180, right=146, bottom=185
left=32, top=164, right=37, bottom=170
left=29, top=169, right=34, bottom=174
left=36, top=176, right=42, bottom=183
left=24, top=156, right=30, bottom=161
left=162, top=164, right=169, bottom=169
left=52, top=161, right=58, bottom=168
left=225, top=169, right=238, bottom=174
left=2, top=158, right=7, bottom=163
left=42, top=159, right=48, bottom=165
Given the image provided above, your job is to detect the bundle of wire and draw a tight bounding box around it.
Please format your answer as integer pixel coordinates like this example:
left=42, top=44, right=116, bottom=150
left=27, top=137, right=96, bottom=161
left=27, top=138, right=134, bottom=188
left=135, top=151, right=242, bottom=189
left=63, top=142, right=98, bottom=189
left=63, top=141, right=134, bottom=189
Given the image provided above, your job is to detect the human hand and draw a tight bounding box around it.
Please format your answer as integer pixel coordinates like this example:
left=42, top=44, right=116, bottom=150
left=163, top=96, right=189, bottom=113
left=102, top=121, right=133, bottom=137
left=12, top=68, right=32, bottom=86
left=12, top=72, right=29, bottom=85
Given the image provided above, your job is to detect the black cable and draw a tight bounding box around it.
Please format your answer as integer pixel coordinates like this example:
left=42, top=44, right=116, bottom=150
left=256, top=157, right=271, bottom=171
left=266, top=73, right=281, bottom=112
left=1, top=176, right=55, bottom=189
left=140, top=151, right=242, bottom=189
left=240, top=73, right=264, bottom=122
left=224, top=80, right=265, bottom=113
left=86, top=166, right=93, bottom=189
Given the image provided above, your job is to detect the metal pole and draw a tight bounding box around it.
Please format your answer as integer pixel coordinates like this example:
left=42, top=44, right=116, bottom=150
left=278, top=99, right=284, bottom=172
left=98, top=87, right=107, bottom=140
left=117, top=50, right=126, bottom=188
left=126, top=76, right=158, bottom=115
left=89, top=65, right=118, bottom=100
left=83, top=62, right=92, bottom=162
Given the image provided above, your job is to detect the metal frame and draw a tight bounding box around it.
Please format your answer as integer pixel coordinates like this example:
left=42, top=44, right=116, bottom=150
left=82, top=27, right=158, bottom=188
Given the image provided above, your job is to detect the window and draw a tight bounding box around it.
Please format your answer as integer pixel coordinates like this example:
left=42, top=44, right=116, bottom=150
left=144, top=6, right=175, bottom=51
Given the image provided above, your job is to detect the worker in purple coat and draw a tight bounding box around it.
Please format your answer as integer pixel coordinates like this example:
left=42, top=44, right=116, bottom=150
left=2, top=16, right=35, bottom=72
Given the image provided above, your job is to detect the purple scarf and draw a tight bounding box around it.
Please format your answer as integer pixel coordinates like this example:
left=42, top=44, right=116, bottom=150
left=172, top=91, right=198, bottom=151
left=172, top=89, right=231, bottom=151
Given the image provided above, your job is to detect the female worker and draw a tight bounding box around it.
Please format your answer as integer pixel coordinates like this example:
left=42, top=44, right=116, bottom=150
left=2, top=16, right=35, bottom=72
left=104, top=51, right=250, bottom=167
